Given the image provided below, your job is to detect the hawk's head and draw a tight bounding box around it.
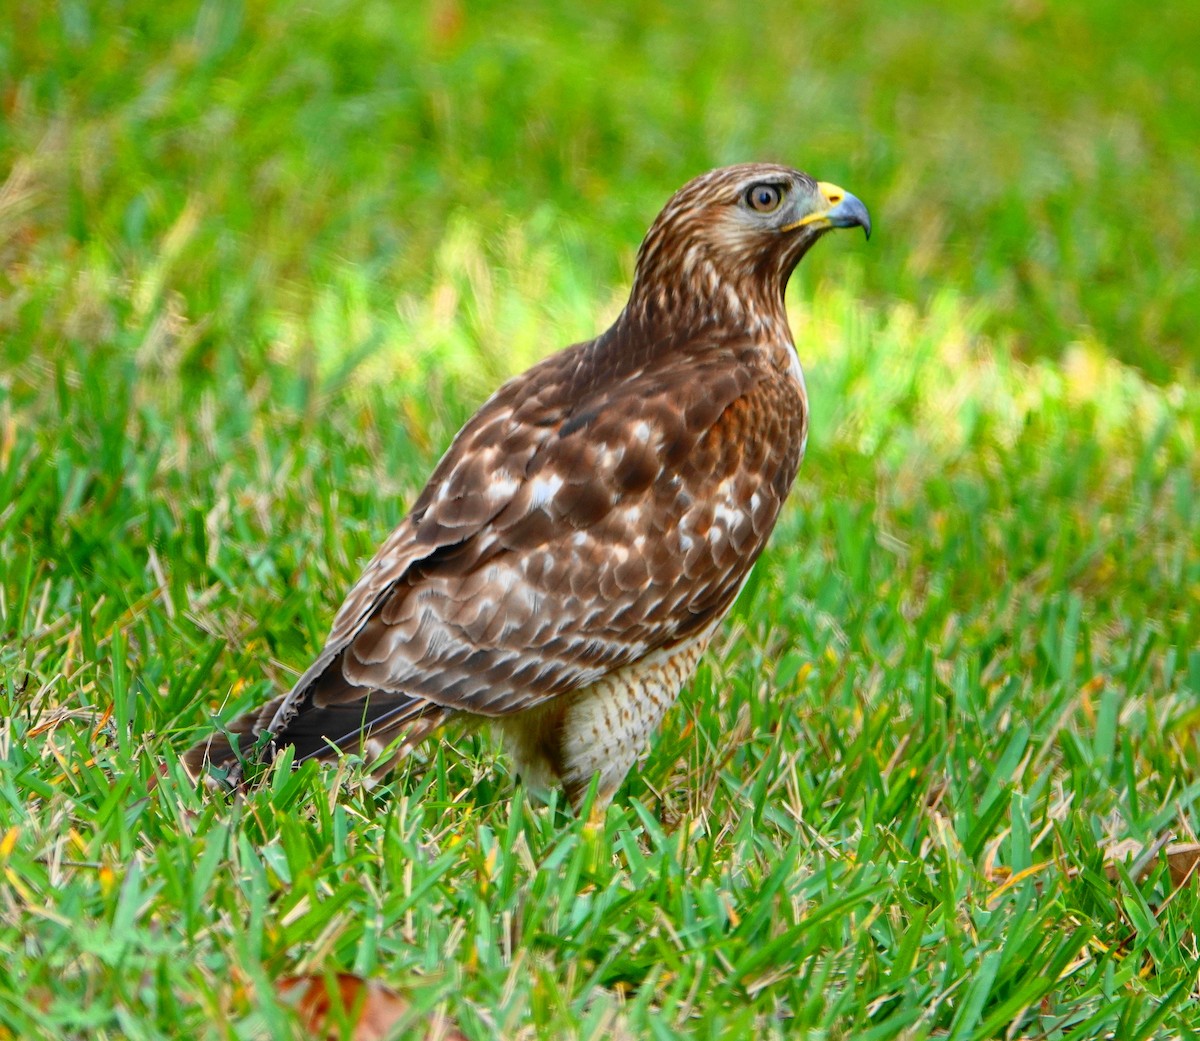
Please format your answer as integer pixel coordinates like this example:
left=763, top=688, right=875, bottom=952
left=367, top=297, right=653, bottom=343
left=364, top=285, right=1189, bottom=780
left=628, top=163, right=870, bottom=330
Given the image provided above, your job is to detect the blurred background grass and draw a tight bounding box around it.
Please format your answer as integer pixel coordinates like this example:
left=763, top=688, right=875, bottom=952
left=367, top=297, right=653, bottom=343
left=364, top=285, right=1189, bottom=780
left=3, top=0, right=1198, bottom=389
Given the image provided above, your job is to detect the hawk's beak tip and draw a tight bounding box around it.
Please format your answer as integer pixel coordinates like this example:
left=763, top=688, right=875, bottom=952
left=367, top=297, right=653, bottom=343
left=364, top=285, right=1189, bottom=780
left=829, top=193, right=872, bottom=240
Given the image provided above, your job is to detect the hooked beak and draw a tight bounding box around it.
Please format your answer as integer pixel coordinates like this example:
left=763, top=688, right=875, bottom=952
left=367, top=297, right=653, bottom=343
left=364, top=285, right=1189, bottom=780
left=782, top=181, right=872, bottom=240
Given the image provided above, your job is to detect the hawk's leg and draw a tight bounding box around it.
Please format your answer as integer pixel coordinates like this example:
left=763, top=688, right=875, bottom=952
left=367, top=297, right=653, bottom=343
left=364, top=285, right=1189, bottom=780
left=497, top=630, right=715, bottom=811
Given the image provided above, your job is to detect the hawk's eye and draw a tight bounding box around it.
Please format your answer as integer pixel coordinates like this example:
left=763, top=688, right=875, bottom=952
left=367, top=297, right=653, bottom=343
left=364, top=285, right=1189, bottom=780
left=746, top=183, right=784, bottom=213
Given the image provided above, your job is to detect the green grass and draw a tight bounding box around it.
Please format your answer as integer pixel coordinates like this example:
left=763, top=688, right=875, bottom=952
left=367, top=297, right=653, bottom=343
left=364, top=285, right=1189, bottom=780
left=3, top=2, right=1200, bottom=1038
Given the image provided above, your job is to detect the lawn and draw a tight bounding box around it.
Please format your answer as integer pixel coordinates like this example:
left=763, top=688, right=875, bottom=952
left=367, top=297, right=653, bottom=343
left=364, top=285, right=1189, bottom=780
left=2, top=1, right=1199, bottom=1038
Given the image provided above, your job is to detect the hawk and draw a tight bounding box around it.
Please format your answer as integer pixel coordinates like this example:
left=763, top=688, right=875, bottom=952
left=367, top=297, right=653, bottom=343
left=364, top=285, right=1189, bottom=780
left=185, top=163, right=870, bottom=808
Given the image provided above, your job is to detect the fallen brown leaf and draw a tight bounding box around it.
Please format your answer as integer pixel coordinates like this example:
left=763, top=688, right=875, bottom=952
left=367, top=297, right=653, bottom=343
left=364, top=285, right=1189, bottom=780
left=1102, top=836, right=1200, bottom=891
left=1165, top=843, right=1200, bottom=890
left=277, top=974, right=465, bottom=1041
left=1101, top=836, right=1169, bottom=884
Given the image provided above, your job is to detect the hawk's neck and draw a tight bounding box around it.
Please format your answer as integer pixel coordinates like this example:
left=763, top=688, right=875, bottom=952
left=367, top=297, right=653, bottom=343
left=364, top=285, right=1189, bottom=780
left=621, top=239, right=795, bottom=353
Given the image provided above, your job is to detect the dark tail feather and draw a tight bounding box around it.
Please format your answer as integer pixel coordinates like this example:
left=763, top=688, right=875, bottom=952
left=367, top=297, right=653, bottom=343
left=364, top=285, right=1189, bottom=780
left=184, top=688, right=449, bottom=785
left=182, top=694, right=285, bottom=783
left=285, top=693, right=443, bottom=764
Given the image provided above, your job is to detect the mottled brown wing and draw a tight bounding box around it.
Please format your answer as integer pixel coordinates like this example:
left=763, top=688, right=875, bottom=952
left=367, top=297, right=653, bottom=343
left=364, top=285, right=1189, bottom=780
left=234, top=334, right=805, bottom=763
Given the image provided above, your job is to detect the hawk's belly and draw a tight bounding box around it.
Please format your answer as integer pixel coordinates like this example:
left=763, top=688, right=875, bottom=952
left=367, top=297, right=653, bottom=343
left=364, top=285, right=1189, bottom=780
left=496, top=622, right=719, bottom=808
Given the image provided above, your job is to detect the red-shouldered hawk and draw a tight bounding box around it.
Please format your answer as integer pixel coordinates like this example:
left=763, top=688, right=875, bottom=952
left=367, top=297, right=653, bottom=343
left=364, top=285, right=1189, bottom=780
left=185, top=164, right=871, bottom=808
